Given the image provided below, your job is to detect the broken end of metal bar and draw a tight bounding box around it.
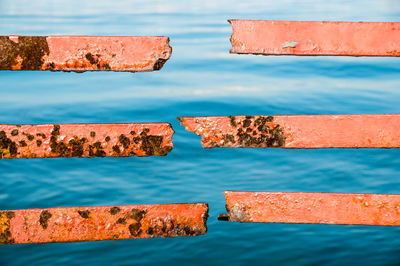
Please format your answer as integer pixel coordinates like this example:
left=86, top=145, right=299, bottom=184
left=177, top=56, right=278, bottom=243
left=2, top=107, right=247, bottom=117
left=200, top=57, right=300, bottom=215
left=227, top=19, right=236, bottom=54
left=153, top=37, right=172, bottom=71
left=217, top=213, right=230, bottom=221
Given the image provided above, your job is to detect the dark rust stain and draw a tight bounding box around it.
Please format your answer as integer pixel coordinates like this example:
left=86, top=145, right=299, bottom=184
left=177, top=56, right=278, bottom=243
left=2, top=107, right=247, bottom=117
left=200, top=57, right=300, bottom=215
left=10, top=129, right=18, bottom=136
left=130, top=208, right=146, bottom=222
left=118, top=134, right=130, bottom=149
left=105, top=136, right=110, bottom=142
left=19, top=140, right=27, bottom=147
left=116, top=208, right=147, bottom=226
left=50, top=125, right=70, bottom=156
left=90, top=131, right=96, bottom=138
left=139, top=129, right=171, bottom=156
left=146, top=218, right=203, bottom=237
left=112, top=145, right=121, bottom=154
left=93, top=141, right=106, bottom=157
left=85, top=53, right=111, bottom=70
left=0, top=131, right=17, bottom=159
left=232, top=116, right=286, bottom=148
left=109, top=207, right=121, bottom=215
left=130, top=131, right=136, bottom=135
left=116, top=217, right=127, bottom=225
left=39, top=210, right=52, bottom=229
left=36, top=133, right=46, bottom=138
left=128, top=223, right=142, bottom=237
left=69, top=137, right=87, bottom=157
left=36, top=140, right=42, bottom=147
left=0, top=211, right=15, bottom=244
left=50, top=125, right=106, bottom=157
left=85, top=53, right=97, bottom=64
left=23, top=132, right=34, bottom=141
left=229, top=116, right=237, bottom=127
left=0, top=36, right=50, bottom=70
left=78, top=210, right=90, bottom=219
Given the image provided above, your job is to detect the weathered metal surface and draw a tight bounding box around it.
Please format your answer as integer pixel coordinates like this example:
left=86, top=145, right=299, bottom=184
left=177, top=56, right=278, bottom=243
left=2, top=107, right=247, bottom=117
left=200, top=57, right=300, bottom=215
left=178, top=115, right=400, bottom=148
left=0, top=203, right=208, bottom=244
left=219, top=191, right=400, bottom=226
left=0, top=123, right=174, bottom=159
left=229, top=20, right=400, bottom=56
left=0, top=36, right=172, bottom=72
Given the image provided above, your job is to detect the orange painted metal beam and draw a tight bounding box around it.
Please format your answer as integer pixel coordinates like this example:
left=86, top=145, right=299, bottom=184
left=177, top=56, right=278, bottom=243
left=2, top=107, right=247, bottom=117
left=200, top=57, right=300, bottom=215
left=0, top=123, right=174, bottom=159
left=178, top=114, right=400, bottom=148
left=229, top=20, right=400, bottom=56
left=0, top=36, right=172, bottom=72
left=0, top=203, right=208, bottom=244
left=219, top=191, right=400, bottom=226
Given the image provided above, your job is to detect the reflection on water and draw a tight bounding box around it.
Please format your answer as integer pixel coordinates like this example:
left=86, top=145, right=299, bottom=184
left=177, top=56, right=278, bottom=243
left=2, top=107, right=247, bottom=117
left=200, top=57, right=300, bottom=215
left=0, top=1, right=400, bottom=265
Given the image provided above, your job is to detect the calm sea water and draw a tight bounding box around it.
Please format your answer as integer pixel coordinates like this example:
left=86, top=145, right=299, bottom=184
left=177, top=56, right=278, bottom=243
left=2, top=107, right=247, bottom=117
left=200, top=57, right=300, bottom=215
left=1, top=1, right=400, bottom=265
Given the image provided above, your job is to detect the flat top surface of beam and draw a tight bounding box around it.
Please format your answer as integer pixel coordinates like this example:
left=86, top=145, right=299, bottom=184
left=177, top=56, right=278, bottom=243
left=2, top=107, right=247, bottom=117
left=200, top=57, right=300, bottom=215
left=230, top=20, right=400, bottom=56
left=222, top=191, right=400, bottom=226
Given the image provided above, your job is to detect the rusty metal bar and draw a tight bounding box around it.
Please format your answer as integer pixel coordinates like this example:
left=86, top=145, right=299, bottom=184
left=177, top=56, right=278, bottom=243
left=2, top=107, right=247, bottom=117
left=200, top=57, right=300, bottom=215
left=0, top=203, right=208, bottom=244
left=178, top=114, right=400, bottom=148
left=229, top=20, right=400, bottom=56
left=0, top=36, right=172, bottom=72
left=219, top=191, right=400, bottom=226
left=0, top=123, right=174, bottom=159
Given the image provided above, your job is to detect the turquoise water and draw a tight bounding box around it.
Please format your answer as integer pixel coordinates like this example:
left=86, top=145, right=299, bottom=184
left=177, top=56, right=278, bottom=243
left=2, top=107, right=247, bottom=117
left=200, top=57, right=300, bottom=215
left=1, top=1, right=400, bottom=265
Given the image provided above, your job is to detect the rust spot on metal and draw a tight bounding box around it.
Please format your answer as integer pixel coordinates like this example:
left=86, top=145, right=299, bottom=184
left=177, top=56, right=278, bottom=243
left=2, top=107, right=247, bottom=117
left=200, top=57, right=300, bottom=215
left=0, top=36, right=49, bottom=70
left=0, top=131, right=17, bottom=159
left=78, top=210, right=90, bottom=219
left=36, top=133, right=46, bottom=139
left=119, top=134, right=130, bottom=149
left=112, top=145, right=121, bottom=154
left=178, top=115, right=286, bottom=148
left=39, top=210, right=52, bottom=229
left=0, top=211, right=15, bottom=244
left=23, top=132, right=34, bottom=141
left=129, top=223, right=142, bottom=236
left=10, top=129, right=18, bottom=136
left=109, top=207, right=121, bottom=215
left=36, top=140, right=42, bottom=147
left=19, top=140, right=27, bottom=147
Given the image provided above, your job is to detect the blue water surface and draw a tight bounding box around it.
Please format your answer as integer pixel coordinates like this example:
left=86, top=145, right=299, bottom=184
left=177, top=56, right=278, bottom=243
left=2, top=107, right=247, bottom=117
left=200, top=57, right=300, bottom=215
left=1, top=1, right=400, bottom=265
